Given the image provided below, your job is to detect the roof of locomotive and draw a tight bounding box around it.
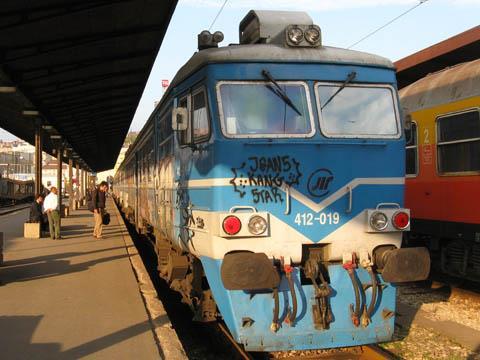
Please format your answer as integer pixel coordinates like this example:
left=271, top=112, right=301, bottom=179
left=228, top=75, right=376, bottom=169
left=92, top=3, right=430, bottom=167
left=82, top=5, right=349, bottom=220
left=399, top=58, right=480, bottom=114
left=170, top=43, right=394, bottom=88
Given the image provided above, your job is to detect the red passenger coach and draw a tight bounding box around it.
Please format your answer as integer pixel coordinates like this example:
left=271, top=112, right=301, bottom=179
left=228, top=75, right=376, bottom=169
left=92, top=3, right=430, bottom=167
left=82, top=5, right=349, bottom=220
left=400, top=59, right=480, bottom=280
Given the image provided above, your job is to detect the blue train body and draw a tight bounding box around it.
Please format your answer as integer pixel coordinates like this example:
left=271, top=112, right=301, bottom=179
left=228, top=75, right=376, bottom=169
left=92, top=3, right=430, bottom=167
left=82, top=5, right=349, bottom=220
left=113, top=10, right=429, bottom=352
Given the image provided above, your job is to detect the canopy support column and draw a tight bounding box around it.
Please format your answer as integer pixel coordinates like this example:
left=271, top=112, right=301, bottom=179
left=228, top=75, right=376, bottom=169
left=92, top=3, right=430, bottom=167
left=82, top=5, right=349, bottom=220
left=34, top=119, right=42, bottom=195
left=68, top=158, right=73, bottom=210
left=75, top=163, right=80, bottom=208
left=56, top=146, right=63, bottom=224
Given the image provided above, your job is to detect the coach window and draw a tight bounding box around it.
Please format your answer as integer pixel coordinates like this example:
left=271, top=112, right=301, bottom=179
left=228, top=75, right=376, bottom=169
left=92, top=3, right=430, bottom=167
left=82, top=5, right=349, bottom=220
left=158, top=108, right=173, bottom=159
left=192, top=88, right=210, bottom=142
left=405, top=122, right=418, bottom=176
left=437, top=109, right=480, bottom=174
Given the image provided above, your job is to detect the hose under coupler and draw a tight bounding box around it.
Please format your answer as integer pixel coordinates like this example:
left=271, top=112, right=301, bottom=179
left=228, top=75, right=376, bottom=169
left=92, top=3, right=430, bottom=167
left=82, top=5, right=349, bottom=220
left=284, top=265, right=297, bottom=326
left=270, top=287, right=280, bottom=332
left=343, top=257, right=360, bottom=327
left=366, top=266, right=378, bottom=319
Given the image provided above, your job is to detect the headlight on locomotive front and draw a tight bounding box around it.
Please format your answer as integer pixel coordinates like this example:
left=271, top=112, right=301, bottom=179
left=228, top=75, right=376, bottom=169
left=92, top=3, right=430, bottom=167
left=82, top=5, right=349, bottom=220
left=370, top=211, right=388, bottom=231
left=248, top=215, right=268, bottom=235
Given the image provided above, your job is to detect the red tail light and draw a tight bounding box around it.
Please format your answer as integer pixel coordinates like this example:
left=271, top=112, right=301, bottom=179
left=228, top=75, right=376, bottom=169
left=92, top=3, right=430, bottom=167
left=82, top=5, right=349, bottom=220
left=223, top=215, right=242, bottom=235
left=392, top=211, right=410, bottom=229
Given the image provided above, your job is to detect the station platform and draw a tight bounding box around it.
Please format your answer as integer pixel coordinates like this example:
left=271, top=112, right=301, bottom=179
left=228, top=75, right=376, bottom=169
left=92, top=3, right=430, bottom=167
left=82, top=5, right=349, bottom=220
left=0, top=198, right=185, bottom=359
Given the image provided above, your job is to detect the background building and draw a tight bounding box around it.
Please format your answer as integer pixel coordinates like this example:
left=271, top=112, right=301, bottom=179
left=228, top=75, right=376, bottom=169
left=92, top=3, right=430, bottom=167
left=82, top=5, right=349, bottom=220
left=0, top=140, right=35, bottom=180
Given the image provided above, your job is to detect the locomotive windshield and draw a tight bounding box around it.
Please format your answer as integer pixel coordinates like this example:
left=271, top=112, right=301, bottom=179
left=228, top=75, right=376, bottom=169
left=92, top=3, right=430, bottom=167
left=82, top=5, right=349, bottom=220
left=316, top=84, right=399, bottom=138
left=217, top=81, right=314, bottom=137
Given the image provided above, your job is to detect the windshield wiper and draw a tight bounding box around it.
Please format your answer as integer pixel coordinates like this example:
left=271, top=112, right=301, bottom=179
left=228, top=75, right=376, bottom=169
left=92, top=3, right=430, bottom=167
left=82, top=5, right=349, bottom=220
left=261, top=69, right=302, bottom=116
left=321, top=71, right=357, bottom=110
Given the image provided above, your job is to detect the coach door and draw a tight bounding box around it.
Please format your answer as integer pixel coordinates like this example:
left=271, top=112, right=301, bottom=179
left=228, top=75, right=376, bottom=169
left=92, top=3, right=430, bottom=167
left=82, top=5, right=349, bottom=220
left=171, top=86, right=213, bottom=251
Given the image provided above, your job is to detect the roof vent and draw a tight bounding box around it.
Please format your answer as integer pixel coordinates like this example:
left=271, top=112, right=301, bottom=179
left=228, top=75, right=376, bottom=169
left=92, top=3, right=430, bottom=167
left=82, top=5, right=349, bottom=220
left=239, top=10, right=321, bottom=47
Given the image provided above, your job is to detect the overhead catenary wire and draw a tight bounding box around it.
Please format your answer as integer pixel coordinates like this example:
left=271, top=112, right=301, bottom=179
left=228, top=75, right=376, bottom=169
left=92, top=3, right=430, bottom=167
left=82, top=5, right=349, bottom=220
left=208, top=0, right=229, bottom=31
left=347, top=0, right=429, bottom=49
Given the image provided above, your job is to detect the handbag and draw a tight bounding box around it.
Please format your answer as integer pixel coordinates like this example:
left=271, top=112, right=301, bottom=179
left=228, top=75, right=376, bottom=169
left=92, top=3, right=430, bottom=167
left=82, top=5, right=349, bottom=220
left=102, top=212, right=110, bottom=225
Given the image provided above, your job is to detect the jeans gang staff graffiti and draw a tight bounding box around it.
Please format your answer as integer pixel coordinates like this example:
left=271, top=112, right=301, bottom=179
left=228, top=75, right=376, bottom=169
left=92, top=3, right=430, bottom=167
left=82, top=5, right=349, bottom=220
left=230, top=155, right=302, bottom=203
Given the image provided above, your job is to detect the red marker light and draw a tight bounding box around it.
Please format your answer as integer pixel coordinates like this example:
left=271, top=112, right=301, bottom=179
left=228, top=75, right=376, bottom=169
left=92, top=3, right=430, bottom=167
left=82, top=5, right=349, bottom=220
left=392, top=211, right=410, bottom=229
left=223, top=215, right=242, bottom=235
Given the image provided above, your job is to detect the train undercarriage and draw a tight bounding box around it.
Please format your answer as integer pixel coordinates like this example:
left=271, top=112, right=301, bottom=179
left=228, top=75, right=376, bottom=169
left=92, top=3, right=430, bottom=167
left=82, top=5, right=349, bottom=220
left=405, top=232, right=480, bottom=282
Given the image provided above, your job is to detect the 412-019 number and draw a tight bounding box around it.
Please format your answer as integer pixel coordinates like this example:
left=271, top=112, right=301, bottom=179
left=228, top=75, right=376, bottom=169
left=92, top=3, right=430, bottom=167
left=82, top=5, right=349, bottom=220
left=294, top=212, right=340, bottom=226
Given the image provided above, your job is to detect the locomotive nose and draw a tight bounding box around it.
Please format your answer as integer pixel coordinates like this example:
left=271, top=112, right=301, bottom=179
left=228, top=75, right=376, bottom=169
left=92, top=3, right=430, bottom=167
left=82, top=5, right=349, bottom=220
left=374, top=246, right=431, bottom=282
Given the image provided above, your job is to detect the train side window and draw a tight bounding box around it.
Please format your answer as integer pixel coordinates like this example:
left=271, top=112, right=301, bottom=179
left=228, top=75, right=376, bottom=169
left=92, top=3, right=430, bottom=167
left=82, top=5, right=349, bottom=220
left=158, top=108, right=173, bottom=159
left=192, top=88, right=210, bottom=143
left=437, top=109, right=480, bottom=174
left=405, top=122, right=417, bottom=176
left=177, top=96, right=191, bottom=145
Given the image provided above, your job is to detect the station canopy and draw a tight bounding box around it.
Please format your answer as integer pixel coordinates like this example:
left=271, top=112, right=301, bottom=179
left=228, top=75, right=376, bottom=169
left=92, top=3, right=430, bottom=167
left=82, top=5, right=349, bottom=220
left=0, top=0, right=177, bottom=171
left=395, top=26, right=480, bottom=89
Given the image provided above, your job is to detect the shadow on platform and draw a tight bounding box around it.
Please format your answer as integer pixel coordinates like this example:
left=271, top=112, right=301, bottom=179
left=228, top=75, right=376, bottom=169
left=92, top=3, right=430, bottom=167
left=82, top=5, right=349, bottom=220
left=0, top=252, right=129, bottom=284
left=0, top=315, right=168, bottom=359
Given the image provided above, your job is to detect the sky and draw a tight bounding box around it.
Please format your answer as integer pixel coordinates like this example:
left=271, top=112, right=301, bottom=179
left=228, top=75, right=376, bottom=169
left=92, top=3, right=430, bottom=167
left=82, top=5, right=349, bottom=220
left=1, top=0, right=479, bottom=141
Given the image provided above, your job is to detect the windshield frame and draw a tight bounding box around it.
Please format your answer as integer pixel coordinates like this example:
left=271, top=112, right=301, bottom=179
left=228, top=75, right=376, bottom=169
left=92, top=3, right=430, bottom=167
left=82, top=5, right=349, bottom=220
left=314, top=82, right=402, bottom=139
left=216, top=80, right=316, bottom=139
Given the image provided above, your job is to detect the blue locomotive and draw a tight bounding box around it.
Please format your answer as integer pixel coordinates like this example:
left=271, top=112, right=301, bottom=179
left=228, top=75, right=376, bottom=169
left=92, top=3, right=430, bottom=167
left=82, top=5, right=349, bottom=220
left=113, top=10, right=430, bottom=352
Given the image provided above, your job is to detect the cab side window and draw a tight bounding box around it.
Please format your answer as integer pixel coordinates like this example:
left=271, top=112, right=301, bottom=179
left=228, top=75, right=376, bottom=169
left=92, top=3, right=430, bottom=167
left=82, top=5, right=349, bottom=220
left=192, top=89, right=210, bottom=142
left=178, top=96, right=190, bottom=145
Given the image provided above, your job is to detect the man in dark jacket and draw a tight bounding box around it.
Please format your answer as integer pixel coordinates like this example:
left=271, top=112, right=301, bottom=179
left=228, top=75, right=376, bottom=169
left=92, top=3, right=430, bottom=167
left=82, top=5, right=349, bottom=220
left=29, top=194, right=44, bottom=223
left=92, top=181, right=108, bottom=239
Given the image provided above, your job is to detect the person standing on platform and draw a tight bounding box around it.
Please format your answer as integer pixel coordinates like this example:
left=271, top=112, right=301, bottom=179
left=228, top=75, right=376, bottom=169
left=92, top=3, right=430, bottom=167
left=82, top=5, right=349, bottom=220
left=92, top=181, right=108, bottom=239
left=29, top=194, right=44, bottom=223
left=43, top=187, right=61, bottom=240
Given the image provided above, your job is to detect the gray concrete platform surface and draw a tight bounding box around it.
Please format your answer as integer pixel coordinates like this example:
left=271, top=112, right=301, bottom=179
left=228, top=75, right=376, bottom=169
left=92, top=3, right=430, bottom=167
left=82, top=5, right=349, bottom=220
left=0, top=198, right=184, bottom=360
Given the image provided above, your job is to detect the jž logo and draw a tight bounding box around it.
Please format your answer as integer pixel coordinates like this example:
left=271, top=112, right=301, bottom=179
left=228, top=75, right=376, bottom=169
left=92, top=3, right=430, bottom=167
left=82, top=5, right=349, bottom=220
left=307, top=169, right=334, bottom=198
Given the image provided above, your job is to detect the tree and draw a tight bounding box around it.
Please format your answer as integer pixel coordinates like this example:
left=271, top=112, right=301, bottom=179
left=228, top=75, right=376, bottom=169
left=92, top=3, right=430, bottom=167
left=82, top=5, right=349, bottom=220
left=124, top=132, right=138, bottom=146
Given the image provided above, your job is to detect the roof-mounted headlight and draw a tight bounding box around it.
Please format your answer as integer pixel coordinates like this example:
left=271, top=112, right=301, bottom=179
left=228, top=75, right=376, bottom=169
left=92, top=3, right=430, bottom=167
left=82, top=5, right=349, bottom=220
left=304, top=26, right=321, bottom=45
left=212, top=31, right=224, bottom=43
left=286, top=24, right=322, bottom=47
left=287, top=26, right=304, bottom=45
left=197, top=30, right=224, bottom=51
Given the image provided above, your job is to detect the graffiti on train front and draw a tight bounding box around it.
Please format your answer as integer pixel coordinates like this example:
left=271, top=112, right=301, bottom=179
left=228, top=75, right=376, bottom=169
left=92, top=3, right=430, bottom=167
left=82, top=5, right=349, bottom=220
left=230, top=155, right=302, bottom=203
